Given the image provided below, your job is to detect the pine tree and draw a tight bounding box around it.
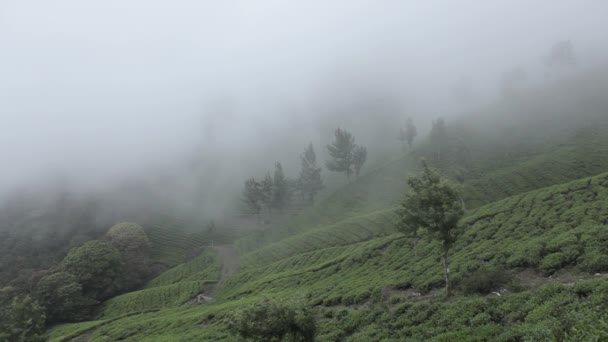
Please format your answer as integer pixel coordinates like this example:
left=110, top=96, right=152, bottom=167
left=272, top=162, right=289, bottom=212
left=326, top=128, right=356, bottom=180
left=396, top=161, right=464, bottom=296
left=298, top=143, right=324, bottom=204
left=352, top=145, right=367, bottom=178
left=405, top=117, right=418, bottom=148
left=243, top=178, right=262, bottom=219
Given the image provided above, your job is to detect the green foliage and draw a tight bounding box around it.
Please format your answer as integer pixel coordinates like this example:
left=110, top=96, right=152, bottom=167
left=405, top=117, right=417, bottom=148
left=326, top=128, right=356, bottom=180
left=260, top=172, right=274, bottom=213
left=459, top=267, right=511, bottom=295
left=33, top=272, right=93, bottom=323
left=243, top=178, right=262, bottom=218
left=397, top=161, right=464, bottom=296
left=107, top=222, right=152, bottom=291
left=146, top=250, right=221, bottom=288
left=98, top=280, right=215, bottom=318
left=62, top=240, right=123, bottom=300
left=352, top=146, right=367, bottom=178
left=228, top=299, right=316, bottom=342
left=145, top=219, right=234, bottom=268
left=298, top=143, right=324, bottom=204
left=272, top=162, right=290, bottom=212
left=106, top=222, right=150, bottom=253
left=430, top=118, right=448, bottom=162
left=0, top=296, right=46, bottom=342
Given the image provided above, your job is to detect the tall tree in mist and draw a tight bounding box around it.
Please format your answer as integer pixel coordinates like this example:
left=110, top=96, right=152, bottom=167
left=243, top=178, right=262, bottom=220
left=430, top=118, right=448, bottom=162
left=544, top=40, right=576, bottom=68
left=398, top=127, right=407, bottom=148
left=298, top=143, right=324, bottom=204
left=326, top=128, right=356, bottom=180
left=405, top=117, right=418, bottom=148
left=106, top=222, right=151, bottom=291
left=397, top=161, right=464, bottom=297
left=272, top=162, right=289, bottom=212
left=352, top=146, right=367, bottom=178
left=260, top=173, right=274, bottom=215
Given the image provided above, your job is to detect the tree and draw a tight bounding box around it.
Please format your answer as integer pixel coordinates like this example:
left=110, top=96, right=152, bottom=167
left=430, top=118, right=448, bottom=162
left=228, top=299, right=316, bottom=342
left=326, top=128, right=356, bottom=180
left=106, top=222, right=150, bottom=253
left=106, top=222, right=151, bottom=291
left=0, top=296, right=46, bottom=342
left=398, top=127, right=407, bottom=148
left=352, top=145, right=367, bottom=178
left=62, top=240, right=123, bottom=300
left=272, top=162, right=289, bottom=212
left=33, top=272, right=93, bottom=323
left=544, top=40, right=576, bottom=68
left=405, top=117, right=417, bottom=148
left=298, top=143, right=324, bottom=204
left=243, top=178, right=262, bottom=220
left=396, top=161, right=464, bottom=296
left=260, top=172, right=274, bottom=215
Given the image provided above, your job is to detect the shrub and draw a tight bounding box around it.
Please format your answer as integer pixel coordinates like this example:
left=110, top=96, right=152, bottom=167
left=460, top=267, right=512, bottom=295
left=227, top=299, right=316, bottom=341
left=540, top=252, right=567, bottom=274
left=62, top=240, right=123, bottom=300
left=33, top=272, right=94, bottom=323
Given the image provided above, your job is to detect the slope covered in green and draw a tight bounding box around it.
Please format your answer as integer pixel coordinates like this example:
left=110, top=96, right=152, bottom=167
left=48, top=171, right=608, bottom=341
left=47, top=72, right=608, bottom=341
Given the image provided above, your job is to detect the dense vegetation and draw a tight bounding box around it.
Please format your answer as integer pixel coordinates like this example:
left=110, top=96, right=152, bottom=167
left=3, top=70, right=608, bottom=340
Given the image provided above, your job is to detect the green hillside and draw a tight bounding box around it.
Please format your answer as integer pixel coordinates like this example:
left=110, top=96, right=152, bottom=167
left=48, top=171, right=608, bottom=341
left=46, top=73, right=608, bottom=341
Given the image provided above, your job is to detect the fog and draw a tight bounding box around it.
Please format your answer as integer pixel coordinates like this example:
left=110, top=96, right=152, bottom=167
left=1, top=0, right=607, bottom=218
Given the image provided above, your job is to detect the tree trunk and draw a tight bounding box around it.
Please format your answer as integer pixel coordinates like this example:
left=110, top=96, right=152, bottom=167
left=442, top=249, right=451, bottom=297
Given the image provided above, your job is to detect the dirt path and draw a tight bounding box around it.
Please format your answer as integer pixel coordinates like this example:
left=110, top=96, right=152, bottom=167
left=213, top=244, right=241, bottom=286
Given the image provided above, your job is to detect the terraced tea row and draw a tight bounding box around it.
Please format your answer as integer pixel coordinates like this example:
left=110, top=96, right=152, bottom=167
left=146, top=250, right=221, bottom=288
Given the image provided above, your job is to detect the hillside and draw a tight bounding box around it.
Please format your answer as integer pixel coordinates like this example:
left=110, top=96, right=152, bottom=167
left=47, top=171, right=608, bottom=341
left=46, top=73, right=608, bottom=341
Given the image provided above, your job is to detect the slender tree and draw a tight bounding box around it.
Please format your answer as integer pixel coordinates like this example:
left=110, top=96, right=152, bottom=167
left=352, top=145, right=367, bottom=178
left=272, top=162, right=289, bottom=212
left=326, top=128, right=356, bottom=180
left=396, top=161, right=465, bottom=296
left=299, top=143, right=324, bottom=204
left=405, top=117, right=418, bottom=148
left=243, top=178, right=262, bottom=220
left=398, top=126, right=407, bottom=149
left=430, top=118, right=448, bottom=162
left=259, top=172, right=273, bottom=215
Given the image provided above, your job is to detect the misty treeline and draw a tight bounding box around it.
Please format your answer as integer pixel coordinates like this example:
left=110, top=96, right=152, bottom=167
left=0, top=222, right=153, bottom=340
left=241, top=127, right=373, bottom=219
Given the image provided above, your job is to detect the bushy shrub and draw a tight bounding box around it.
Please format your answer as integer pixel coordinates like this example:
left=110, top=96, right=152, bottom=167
left=62, top=240, right=123, bottom=300
left=460, top=267, right=511, bottom=295
left=540, top=252, right=566, bottom=274
left=227, top=299, right=316, bottom=341
left=33, top=272, right=94, bottom=323
left=579, top=252, right=608, bottom=273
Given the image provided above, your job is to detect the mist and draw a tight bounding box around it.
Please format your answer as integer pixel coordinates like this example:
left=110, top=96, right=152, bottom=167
left=1, top=0, right=607, bottom=218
